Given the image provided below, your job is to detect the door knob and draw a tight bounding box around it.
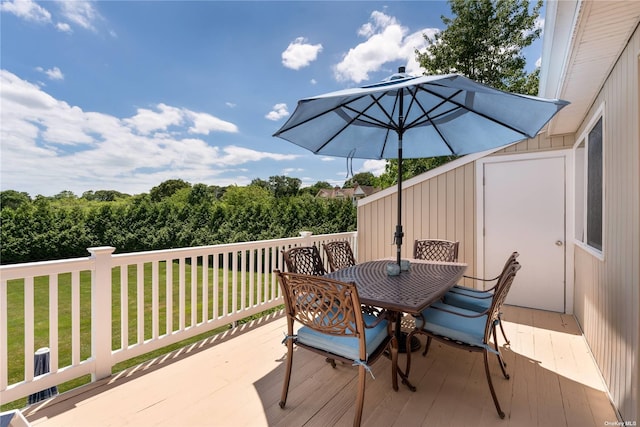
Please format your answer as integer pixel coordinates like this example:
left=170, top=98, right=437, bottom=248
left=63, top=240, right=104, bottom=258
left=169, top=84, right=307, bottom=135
left=555, top=240, right=563, bottom=246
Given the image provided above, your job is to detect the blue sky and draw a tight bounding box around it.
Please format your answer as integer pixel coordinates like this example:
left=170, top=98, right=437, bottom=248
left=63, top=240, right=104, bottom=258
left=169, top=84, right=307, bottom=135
left=1, top=0, right=543, bottom=197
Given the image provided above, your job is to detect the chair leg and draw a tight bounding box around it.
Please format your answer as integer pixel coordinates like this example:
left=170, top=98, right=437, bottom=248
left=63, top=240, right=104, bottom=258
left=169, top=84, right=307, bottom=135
left=492, top=326, right=509, bottom=379
left=498, top=316, right=510, bottom=345
left=483, top=351, right=505, bottom=419
left=422, top=336, right=432, bottom=356
left=354, top=363, right=367, bottom=427
left=279, top=340, right=294, bottom=409
left=326, top=357, right=337, bottom=368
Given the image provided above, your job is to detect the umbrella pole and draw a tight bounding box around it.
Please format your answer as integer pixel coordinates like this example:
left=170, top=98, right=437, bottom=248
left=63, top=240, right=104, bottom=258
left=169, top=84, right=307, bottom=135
left=395, top=143, right=403, bottom=266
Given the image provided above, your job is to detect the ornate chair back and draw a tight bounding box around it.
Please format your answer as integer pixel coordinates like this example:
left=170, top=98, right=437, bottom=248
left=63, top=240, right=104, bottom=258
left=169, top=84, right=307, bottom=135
left=323, top=241, right=357, bottom=272
left=413, top=239, right=459, bottom=262
left=282, top=246, right=327, bottom=276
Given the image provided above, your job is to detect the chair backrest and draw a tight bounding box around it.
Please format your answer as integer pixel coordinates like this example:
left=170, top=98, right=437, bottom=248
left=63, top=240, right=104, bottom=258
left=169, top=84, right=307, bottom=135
left=484, top=262, right=521, bottom=340
left=282, top=246, right=327, bottom=276
left=322, top=241, right=356, bottom=272
left=413, top=239, right=459, bottom=262
left=275, top=270, right=366, bottom=354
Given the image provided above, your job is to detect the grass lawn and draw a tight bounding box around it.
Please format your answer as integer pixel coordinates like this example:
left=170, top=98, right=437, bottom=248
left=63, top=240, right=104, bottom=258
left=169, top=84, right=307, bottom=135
left=3, top=260, right=280, bottom=411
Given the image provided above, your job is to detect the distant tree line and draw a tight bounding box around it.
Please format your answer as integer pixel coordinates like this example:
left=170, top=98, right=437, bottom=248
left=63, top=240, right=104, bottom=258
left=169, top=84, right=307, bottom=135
left=0, top=177, right=358, bottom=265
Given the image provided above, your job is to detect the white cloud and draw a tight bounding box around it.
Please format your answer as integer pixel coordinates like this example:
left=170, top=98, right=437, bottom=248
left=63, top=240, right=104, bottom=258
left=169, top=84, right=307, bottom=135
left=333, top=10, right=438, bottom=83
left=187, top=111, right=238, bottom=135
left=0, top=0, right=51, bottom=23
left=36, top=66, right=64, bottom=81
left=0, top=70, right=296, bottom=196
left=281, top=37, right=323, bottom=70
left=265, top=103, right=289, bottom=121
left=225, top=102, right=236, bottom=108
left=56, top=0, right=100, bottom=32
left=360, top=159, right=387, bottom=176
left=56, top=22, right=72, bottom=33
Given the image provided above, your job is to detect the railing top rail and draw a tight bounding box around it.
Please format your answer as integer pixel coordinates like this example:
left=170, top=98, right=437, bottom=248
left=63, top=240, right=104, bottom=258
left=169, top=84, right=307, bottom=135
left=0, top=257, right=93, bottom=281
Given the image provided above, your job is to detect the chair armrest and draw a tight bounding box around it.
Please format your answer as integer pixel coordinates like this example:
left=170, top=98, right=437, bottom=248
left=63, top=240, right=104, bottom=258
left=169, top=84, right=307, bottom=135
left=459, top=276, right=500, bottom=293
left=463, top=274, right=500, bottom=282
left=363, top=309, right=390, bottom=328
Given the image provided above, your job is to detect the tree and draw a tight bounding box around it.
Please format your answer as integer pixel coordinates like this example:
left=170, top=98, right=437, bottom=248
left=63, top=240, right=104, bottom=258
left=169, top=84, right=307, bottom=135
left=149, top=179, right=191, bottom=202
left=343, top=172, right=376, bottom=188
left=417, top=0, right=542, bottom=94
left=0, top=190, right=31, bottom=210
left=268, top=175, right=301, bottom=198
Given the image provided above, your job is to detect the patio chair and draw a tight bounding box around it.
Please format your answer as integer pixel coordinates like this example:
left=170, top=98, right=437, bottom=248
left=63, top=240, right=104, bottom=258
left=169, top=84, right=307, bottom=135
left=443, top=252, right=519, bottom=345
left=413, top=239, right=459, bottom=262
left=323, top=240, right=357, bottom=272
left=405, top=262, right=521, bottom=419
left=282, top=245, right=327, bottom=276
left=275, top=271, right=398, bottom=427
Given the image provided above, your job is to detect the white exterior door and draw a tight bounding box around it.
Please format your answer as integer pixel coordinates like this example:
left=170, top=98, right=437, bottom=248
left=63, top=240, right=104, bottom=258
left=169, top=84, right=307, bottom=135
left=480, top=154, right=566, bottom=312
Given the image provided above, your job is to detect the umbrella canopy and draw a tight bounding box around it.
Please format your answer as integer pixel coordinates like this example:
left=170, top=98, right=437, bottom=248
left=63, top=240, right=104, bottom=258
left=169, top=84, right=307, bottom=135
left=273, top=69, right=569, bottom=265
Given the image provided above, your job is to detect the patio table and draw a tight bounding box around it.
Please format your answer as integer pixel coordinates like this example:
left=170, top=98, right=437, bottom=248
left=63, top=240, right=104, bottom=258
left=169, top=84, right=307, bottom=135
left=325, top=259, right=467, bottom=390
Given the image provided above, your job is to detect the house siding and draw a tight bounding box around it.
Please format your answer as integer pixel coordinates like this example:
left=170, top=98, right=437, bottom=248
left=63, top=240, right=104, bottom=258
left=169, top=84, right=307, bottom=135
left=572, top=24, right=639, bottom=422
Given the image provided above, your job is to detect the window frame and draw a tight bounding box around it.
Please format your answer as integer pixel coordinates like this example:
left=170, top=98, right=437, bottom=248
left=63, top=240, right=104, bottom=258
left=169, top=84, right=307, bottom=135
left=573, top=104, right=605, bottom=259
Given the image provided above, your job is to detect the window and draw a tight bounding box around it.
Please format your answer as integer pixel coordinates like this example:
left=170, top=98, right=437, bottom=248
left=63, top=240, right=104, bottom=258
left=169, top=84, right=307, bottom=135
left=574, top=111, right=604, bottom=256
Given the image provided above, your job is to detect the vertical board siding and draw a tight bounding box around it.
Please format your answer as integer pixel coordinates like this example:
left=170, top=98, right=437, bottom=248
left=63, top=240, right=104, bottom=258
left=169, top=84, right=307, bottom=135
left=571, top=25, right=639, bottom=421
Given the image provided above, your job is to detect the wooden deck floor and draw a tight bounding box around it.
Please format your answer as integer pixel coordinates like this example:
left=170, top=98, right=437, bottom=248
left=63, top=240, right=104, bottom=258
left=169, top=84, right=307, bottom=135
left=22, top=306, right=618, bottom=427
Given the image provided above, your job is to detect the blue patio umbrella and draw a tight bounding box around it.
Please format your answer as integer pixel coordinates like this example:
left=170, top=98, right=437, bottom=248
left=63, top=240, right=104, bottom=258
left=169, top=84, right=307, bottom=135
left=273, top=69, right=569, bottom=266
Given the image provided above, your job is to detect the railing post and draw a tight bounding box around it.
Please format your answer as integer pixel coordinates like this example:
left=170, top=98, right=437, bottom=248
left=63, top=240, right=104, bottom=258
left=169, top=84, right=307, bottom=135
left=88, top=246, right=115, bottom=381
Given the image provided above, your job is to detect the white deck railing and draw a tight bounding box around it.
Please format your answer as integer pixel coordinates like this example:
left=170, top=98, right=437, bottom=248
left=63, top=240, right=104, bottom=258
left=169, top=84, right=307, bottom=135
left=0, top=232, right=357, bottom=404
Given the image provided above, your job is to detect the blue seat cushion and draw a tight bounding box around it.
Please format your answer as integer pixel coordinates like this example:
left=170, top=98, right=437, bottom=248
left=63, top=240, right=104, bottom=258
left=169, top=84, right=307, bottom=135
left=444, top=290, right=492, bottom=312
left=296, top=313, right=389, bottom=361
left=416, top=301, right=497, bottom=354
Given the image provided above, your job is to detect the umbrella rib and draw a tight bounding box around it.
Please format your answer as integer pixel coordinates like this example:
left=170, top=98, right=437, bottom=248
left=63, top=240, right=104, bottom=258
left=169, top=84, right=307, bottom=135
left=413, top=85, right=533, bottom=137
left=314, top=92, right=394, bottom=154
left=273, top=93, right=372, bottom=136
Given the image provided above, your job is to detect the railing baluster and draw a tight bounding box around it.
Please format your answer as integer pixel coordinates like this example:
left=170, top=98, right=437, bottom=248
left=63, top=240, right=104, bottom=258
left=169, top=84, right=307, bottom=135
left=202, top=255, right=209, bottom=323
left=165, top=259, right=173, bottom=334
left=179, top=258, right=185, bottom=331
left=222, top=252, right=229, bottom=317
left=137, top=263, right=144, bottom=344
left=50, top=274, right=59, bottom=373
left=24, top=277, right=35, bottom=382
left=152, top=261, right=159, bottom=340
left=71, top=271, right=80, bottom=366
left=231, top=251, right=238, bottom=314
left=191, top=257, right=197, bottom=327
left=120, top=265, right=128, bottom=349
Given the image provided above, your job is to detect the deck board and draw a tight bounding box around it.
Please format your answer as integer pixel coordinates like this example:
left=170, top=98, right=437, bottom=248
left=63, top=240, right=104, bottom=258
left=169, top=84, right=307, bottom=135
left=23, top=306, right=619, bottom=427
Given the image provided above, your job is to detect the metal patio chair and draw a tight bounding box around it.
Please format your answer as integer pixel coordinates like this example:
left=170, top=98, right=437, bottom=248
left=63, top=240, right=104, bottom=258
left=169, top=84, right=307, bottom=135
left=406, top=262, right=521, bottom=419
left=275, top=271, right=398, bottom=427
left=443, top=252, right=520, bottom=345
